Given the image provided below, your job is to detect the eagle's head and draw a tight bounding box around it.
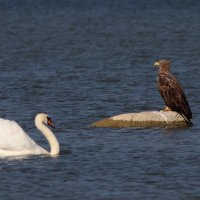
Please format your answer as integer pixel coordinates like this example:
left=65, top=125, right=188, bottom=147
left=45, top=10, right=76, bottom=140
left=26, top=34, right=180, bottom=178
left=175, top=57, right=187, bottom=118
left=154, top=60, right=171, bottom=72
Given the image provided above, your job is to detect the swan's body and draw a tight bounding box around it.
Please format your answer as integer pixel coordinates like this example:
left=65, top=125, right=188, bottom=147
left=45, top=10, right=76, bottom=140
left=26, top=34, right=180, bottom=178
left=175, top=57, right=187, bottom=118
left=0, top=113, right=59, bottom=157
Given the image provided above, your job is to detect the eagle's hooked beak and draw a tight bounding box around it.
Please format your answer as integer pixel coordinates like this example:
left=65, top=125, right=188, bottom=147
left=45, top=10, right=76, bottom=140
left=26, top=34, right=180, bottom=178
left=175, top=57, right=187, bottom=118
left=154, top=61, right=160, bottom=67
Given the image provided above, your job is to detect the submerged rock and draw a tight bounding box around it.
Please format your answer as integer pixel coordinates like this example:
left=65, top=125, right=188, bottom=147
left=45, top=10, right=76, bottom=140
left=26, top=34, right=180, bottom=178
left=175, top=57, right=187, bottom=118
left=92, top=111, right=189, bottom=128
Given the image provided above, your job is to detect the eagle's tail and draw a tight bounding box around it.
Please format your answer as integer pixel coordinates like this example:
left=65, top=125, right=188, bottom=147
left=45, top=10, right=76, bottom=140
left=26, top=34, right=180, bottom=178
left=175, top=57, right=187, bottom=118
left=181, top=113, right=192, bottom=126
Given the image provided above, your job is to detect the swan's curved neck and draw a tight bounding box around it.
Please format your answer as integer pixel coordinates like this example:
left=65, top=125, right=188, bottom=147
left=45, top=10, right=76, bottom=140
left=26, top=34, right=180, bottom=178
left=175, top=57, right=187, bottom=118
left=35, top=120, right=59, bottom=156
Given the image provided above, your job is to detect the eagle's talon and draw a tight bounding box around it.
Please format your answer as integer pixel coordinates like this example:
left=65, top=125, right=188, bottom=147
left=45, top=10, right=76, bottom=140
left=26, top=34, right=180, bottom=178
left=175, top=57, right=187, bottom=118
left=163, top=106, right=171, bottom=111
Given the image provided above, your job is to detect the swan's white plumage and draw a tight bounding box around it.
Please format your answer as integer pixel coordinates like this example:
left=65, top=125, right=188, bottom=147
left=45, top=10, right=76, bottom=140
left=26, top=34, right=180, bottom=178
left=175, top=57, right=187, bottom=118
left=0, top=114, right=59, bottom=157
left=0, top=118, right=41, bottom=151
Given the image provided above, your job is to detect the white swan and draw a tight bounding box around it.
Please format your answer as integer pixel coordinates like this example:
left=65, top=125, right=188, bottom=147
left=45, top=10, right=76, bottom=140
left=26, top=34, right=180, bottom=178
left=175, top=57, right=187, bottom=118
left=0, top=113, right=59, bottom=157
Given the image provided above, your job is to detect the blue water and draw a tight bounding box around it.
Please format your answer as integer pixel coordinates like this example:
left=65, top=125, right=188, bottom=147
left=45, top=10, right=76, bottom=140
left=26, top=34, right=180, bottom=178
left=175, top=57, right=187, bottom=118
left=0, top=0, right=200, bottom=199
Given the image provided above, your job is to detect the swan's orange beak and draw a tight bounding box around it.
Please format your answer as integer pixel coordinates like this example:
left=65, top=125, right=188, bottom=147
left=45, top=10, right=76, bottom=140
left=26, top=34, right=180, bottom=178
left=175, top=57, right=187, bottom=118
left=47, top=117, right=55, bottom=129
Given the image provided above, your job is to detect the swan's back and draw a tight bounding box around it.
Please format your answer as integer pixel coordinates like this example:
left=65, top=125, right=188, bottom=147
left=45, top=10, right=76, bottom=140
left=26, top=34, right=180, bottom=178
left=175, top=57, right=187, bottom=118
left=0, top=118, right=45, bottom=153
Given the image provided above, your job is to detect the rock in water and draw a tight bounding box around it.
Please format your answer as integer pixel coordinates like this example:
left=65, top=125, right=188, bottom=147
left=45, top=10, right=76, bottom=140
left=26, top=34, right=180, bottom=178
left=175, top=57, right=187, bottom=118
left=92, top=111, right=189, bottom=128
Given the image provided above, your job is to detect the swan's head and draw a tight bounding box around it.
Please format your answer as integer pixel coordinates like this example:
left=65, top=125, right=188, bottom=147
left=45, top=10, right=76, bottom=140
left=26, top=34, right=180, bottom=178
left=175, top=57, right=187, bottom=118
left=35, top=113, right=55, bottom=129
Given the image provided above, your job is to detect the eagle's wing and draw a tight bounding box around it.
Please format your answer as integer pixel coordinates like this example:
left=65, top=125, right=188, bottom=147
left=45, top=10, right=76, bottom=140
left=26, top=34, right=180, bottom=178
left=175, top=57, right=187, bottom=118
left=157, top=73, right=192, bottom=120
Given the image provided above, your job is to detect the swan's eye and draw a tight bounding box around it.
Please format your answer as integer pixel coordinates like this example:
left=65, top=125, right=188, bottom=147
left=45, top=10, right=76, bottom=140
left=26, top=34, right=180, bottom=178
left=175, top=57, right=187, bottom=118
left=47, top=117, right=55, bottom=129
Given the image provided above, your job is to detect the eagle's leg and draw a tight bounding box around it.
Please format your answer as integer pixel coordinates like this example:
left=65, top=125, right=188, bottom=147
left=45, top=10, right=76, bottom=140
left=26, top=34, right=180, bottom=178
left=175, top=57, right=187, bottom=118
left=163, top=106, right=171, bottom=111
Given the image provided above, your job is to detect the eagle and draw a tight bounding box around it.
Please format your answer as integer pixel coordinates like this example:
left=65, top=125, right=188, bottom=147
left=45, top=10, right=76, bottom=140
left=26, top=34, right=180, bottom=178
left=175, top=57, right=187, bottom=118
left=154, top=60, right=192, bottom=123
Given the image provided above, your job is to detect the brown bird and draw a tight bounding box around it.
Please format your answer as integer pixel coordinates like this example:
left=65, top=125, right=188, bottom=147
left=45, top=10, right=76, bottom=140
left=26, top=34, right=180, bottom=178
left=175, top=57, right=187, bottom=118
left=154, top=60, right=192, bottom=123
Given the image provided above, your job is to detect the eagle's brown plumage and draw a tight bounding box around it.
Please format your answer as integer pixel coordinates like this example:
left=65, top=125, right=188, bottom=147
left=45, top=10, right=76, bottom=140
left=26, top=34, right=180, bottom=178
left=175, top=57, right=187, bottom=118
left=154, top=60, right=192, bottom=122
